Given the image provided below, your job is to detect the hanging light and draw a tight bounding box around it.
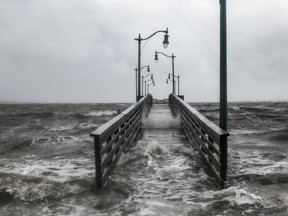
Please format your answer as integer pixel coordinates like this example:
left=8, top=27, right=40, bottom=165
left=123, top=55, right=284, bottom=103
left=154, top=51, right=159, bottom=63
left=147, top=65, right=150, bottom=72
left=163, top=28, right=169, bottom=49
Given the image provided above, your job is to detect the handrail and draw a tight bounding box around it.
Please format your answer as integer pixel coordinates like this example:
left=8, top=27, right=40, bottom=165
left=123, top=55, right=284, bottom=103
left=169, top=94, right=229, bottom=189
left=90, top=94, right=153, bottom=189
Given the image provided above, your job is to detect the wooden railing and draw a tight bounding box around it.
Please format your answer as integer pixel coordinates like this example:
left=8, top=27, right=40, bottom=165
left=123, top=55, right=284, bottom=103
left=169, top=94, right=229, bottom=189
left=90, top=94, right=153, bottom=189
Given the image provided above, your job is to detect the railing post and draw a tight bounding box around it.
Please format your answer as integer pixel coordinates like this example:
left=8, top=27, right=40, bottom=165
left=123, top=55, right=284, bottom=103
left=94, top=136, right=103, bottom=189
left=220, top=135, right=228, bottom=188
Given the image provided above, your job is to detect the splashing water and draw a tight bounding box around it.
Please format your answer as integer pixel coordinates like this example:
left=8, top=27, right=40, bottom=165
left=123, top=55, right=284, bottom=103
left=0, top=102, right=287, bottom=215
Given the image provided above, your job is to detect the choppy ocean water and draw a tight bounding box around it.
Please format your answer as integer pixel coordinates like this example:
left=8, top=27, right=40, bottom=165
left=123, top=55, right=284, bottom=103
left=0, top=102, right=287, bottom=215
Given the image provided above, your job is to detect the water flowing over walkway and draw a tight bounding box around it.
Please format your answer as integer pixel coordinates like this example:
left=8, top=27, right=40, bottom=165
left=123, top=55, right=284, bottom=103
left=141, top=104, right=184, bottom=143
left=109, top=104, right=215, bottom=215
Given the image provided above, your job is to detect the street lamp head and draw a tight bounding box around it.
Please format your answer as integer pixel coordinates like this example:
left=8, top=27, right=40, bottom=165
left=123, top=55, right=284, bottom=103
left=168, top=74, right=170, bottom=79
left=147, top=65, right=150, bottom=72
left=166, top=79, right=168, bottom=84
left=154, top=51, right=159, bottom=63
left=151, top=74, right=153, bottom=79
left=163, top=31, right=169, bottom=49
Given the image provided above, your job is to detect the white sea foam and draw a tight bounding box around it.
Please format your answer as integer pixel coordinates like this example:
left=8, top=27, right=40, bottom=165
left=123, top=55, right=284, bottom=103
left=144, top=141, right=168, bottom=167
left=262, top=193, right=288, bottom=209
left=78, top=122, right=100, bottom=130
left=84, top=110, right=118, bottom=117
left=239, top=154, right=288, bottom=175
left=49, top=125, right=75, bottom=132
left=0, top=157, right=94, bottom=183
left=223, top=187, right=262, bottom=205
left=46, top=135, right=80, bottom=145
left=138, top=208, right=157, bottom=216
left=230, top=129, right=265, bottom=135
left=0, top=173, right=83, bottom=202
left=191, top=187, right=263, bottom=208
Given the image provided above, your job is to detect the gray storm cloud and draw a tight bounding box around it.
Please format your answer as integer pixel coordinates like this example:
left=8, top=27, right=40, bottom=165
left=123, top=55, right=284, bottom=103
left=0, top=0, right=287, bottom=102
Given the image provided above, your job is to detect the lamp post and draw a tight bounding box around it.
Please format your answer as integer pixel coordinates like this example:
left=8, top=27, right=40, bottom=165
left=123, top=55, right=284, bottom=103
left=141, top=76, right=144, bottom=97
left=145, top=77, right=154, bottom=95
left=142, top=73, right=153, bottom=96
left=219, top=0, right=228, bottom=186
left=177, top=75, right=180, bottom=95
left=135, top=65, right=150, bottom=100
left=134, top=68, right=137, bottom=101
left=154, top=51, right=176, bottom=94
left=220, top=0, right=227, bottom=131
left=135, top=28, right=169, bottom=101
left=147, top=80, right=155, bottom=94
left=167, top=74, right=180, bottom=95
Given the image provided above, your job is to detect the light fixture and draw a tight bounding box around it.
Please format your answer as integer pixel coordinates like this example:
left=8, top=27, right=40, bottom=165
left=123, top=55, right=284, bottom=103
left=154, top=52, right=159, bottom=63
left=147, top=65, right=150, bottom=72
left=163, top=28, right=169, bottom=49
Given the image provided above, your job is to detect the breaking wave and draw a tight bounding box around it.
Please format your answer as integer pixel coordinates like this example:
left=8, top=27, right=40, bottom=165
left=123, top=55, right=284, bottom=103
left=81, top=110, right=118, bottom=117
left=1, top=102, right=288, bottom=215
left=0, top=172, right=83, bottom=202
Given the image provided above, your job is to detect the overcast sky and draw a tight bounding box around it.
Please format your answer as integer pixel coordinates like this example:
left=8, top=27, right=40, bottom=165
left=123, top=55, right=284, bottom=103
left=0, top=0, right=287, bottom=103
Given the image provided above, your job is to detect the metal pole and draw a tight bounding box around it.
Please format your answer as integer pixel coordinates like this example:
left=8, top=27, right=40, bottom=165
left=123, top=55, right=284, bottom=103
left=135, top=68, right=138, bottom=102
left=220, top=0, right=227, bottom=130
left=178, top=76, right=180, bottom=95
left=141, top=76, right=144, bottom=97
left=137, top=34, right=141, bottom=101
left=172, top=54, right=175, bottom=94
left=145, top=81, right=147, bottom=95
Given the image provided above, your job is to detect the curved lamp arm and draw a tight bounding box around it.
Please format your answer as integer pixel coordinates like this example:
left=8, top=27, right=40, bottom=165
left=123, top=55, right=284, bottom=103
left=144, top=74, right=153, bottom=79
left=155, top=51, right=176, bottom=61
left=135, top=28, right=169, bottom=49
left=141, top=65, right=150, bottom=72
left=142, top=28, right=168, bottom=41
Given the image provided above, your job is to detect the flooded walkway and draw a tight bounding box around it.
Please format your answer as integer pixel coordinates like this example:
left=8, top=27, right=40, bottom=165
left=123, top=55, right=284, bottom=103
left=140, top=104, right=187, bottom=146
left=110, top=104, right=211, bottom=215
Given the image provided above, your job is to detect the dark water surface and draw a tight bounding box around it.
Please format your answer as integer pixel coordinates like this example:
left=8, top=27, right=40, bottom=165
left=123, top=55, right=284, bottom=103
left=0, top=102, right=287, bottom=215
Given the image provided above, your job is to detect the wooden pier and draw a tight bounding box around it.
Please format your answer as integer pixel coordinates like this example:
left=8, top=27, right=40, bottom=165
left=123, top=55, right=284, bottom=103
left=90, top=94, right=229, bottom=189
